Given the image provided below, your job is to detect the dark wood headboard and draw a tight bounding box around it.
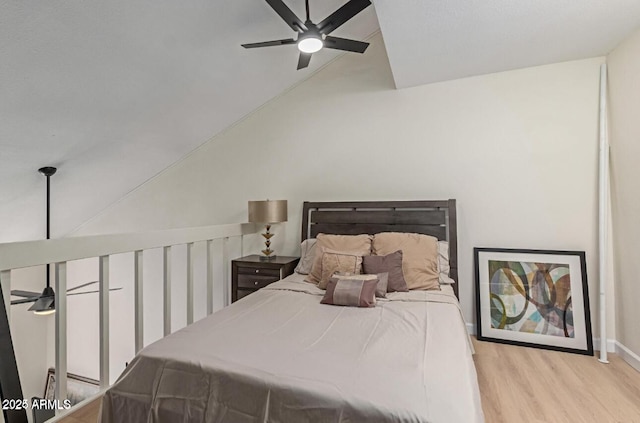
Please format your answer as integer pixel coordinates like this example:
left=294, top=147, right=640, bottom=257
left=301, top=200, right=458, bottom=297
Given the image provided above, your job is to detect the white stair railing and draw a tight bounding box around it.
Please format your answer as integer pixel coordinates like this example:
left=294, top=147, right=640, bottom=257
left=0, top=222, right=254, bottom=420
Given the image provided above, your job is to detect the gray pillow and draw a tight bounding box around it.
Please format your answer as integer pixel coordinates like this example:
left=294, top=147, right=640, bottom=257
left=321, top=276, right=377, bottom=308
left=363, top=250, right=408, bottom=292
left=333, top=272, right=388, bottom=298
left=295, top=238, right=317, bottom=275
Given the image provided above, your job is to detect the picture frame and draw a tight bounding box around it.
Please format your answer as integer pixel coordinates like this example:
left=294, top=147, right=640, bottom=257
left=474, top=248, right=593, bottom=355
left=43, top=368, right=100, bottom=406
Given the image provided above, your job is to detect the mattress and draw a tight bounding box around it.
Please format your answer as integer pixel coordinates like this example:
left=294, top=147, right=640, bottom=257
left=100, top=274, right=484, bottom=423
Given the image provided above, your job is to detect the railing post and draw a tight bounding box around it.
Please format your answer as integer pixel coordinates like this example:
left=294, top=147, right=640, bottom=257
left=55, top=262, right=68, bottom=407
left=186, top=243, right=194, bottom=325
left=99, top=255, right=110, bottom=389
left=134, top=250, right=144, bottom=354
left=206, top=240, right=214, bottom=315
left=1, top=270, right=11, bottom=324
left=222, top=237, right=229, bottom=307
left=163, top=246, right=172, bottom=336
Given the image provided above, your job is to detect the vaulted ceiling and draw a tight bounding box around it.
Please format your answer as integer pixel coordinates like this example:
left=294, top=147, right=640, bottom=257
left=1, top=0, right=638, bottom=242
left=376, top=0, right=640, bottom=88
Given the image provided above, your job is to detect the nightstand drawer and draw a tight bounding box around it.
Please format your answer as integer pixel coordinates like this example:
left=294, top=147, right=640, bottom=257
left=237, top=267, right=281, bottom=277
left=237, top=274, right=279, bottom=289
left=231, top=255, right=299, bottom=303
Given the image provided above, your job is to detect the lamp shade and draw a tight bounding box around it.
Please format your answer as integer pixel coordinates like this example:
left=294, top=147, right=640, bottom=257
left=248, top=200, right=288, bottom=223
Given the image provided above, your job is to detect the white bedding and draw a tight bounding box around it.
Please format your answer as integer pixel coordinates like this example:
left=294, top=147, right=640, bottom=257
left=100, top=274, right=484, bottom=422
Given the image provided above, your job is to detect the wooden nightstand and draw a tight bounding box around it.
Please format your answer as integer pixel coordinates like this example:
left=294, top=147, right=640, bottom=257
left=231, top=255, right=299, bottom=303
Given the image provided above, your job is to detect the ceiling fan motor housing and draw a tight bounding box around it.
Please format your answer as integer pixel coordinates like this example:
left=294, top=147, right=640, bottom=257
left=38, top=166, right=57, bottom=177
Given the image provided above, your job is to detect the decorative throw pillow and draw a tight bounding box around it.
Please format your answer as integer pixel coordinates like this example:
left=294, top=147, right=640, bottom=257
left=295, top=238, right=317, bottom=275
left=305, top=234, right=372, bottom=285
left=362, top=250, right=408, bottom=292
left=321, top=276, right=377, bottom=308
left=373, top=232, right=439, bottom=290
left=333, top=272, right=388, bottom=298
left=318, top=249, right=363, bottom=289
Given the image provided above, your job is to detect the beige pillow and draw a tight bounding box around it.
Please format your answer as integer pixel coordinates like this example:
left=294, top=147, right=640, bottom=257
left=318, top=249, right=363, bottom=289
left=306, top=233, right=372, bottom=284
left=373, top=232, right=439, bottom=290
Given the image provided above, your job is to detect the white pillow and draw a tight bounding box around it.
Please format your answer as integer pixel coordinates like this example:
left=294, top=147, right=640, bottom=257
left=437, top=240, right=455, bottom=284
left=294, top=238, right=317, bottom=275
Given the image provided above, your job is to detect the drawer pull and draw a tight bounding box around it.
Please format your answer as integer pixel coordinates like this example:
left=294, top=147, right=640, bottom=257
left=255, top=269, right=260, bottom=273
left=254, top=281, right=259, bottom=286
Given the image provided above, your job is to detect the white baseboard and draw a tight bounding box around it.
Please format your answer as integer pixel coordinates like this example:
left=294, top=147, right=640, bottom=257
left=466, top=323, right=476, bottom=336
left=466, top=324, right=639, bottom=373
left=593, top=337, right=617, bottom=353
left=615, top=341, right=640, bottom=372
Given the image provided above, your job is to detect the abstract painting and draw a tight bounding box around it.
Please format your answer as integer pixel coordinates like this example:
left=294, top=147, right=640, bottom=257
left=475, top=248, right=593, bottom=355
left=44, top=368, right=100, bottom=406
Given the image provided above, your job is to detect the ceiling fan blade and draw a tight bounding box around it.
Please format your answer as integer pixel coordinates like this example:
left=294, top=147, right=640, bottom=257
left=323, top=36, right=369, bottom=53
left=317, top=0, right=371, bottom=35
left=297, top=52, right=312, bottom=70
left=242, top=38, right=296, bottom=49
left=11, top=297, right=39, bottom=305
left=67, top=287, right=123, bottom=297
left=265, top=0, right=307, bottom=32
left=10, top=289, right=42, bottom=298
left=67, top=280, right=99, bottom=292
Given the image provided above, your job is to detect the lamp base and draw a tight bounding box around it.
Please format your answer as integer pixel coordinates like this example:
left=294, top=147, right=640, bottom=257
left=260, top=225, right=277, bottom=261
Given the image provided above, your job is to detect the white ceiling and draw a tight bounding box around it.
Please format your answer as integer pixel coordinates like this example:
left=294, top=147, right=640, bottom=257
left=375, top=0, right=640, bottom=88
left=0, top=0, right=378, bottom=241
left=1, top=0, right=639, bottom=242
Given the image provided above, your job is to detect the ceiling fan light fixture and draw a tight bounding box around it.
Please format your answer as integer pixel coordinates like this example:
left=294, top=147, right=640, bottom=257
left=29, top=297, right=55, bottom=316
left=28, top=286, right=55, bottom=316
left=33, top=308, right=56, bottom=316
left=298, top=36, right=323, bottom=53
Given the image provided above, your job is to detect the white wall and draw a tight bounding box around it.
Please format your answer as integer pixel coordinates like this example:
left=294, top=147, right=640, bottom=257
left=73, top=33, right=605, bottom=339
left=607, top=27, right=640, bottom=356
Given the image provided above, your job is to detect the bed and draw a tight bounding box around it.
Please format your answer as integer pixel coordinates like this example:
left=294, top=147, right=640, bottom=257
left=100, top=200, right=484, bottom=423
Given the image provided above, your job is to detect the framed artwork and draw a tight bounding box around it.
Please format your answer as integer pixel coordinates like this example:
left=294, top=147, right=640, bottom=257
left=44, top=368, right=100, bottom=406
left=474, top=248, right=593, bottom=355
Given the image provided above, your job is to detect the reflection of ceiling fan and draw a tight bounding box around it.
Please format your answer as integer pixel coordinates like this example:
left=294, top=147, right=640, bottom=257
left=242, top=0, right=372, bottom=70
left=10, top=167, right=121, bottom=315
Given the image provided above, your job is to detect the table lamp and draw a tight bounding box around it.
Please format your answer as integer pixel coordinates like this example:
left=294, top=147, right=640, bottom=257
left=248, top=200, right=288, bottom=260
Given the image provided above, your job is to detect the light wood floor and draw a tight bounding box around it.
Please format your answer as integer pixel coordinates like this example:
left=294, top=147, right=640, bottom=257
left=57, top=398, right=101, bottom=423
left=473, top=338, right=640, bottom=423
left=60, top=338, right=640, bottom=423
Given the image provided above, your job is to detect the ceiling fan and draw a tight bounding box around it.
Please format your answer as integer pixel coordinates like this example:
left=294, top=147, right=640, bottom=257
left=10, top=167, right=121, bottom=315
left=242, top=0, right=372, bottom=70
